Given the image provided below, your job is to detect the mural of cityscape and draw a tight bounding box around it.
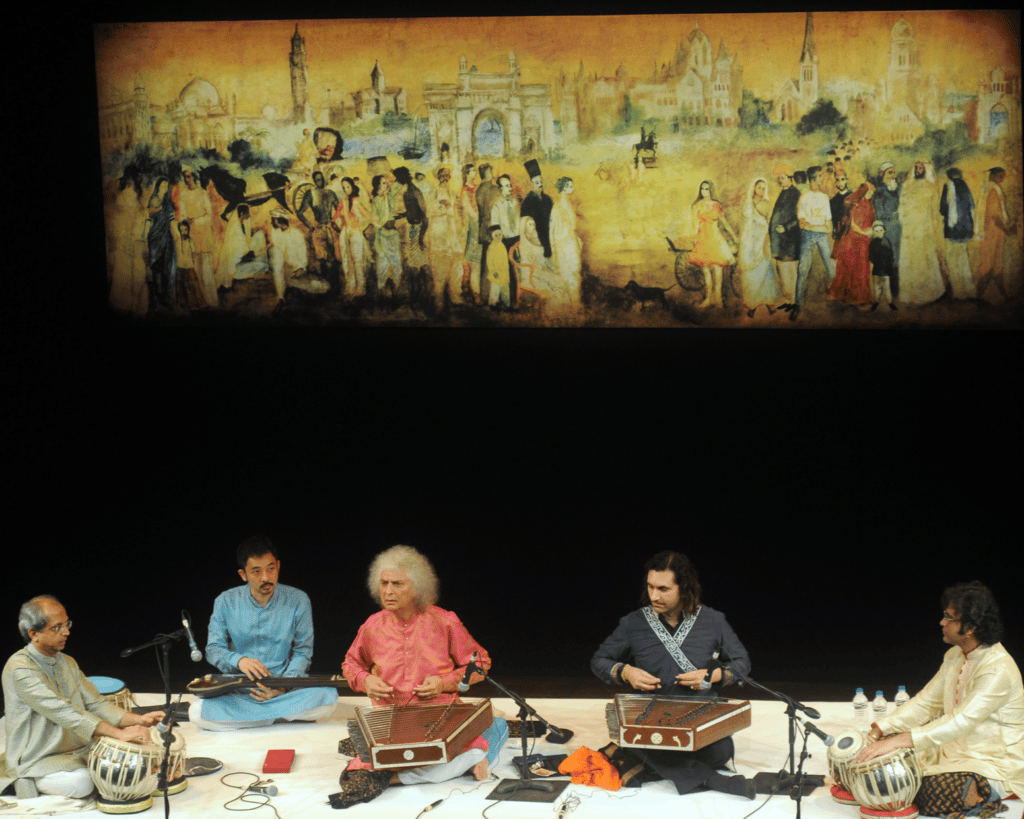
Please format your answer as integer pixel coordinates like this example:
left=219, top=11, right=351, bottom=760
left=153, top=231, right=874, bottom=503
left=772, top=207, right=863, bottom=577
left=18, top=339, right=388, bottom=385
left=95, top=13, right=1021, bottom=327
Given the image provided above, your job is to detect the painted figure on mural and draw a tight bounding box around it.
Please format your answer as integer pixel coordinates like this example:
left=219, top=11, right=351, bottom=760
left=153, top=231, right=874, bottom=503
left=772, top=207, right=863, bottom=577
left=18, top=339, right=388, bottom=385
left=828, top=183, right=875, bottom=306
left=268, top=211, right=309, bottom=313
left=476, top=164, right=500, bottom=305
left=520, top=159, right=554, bottom=261
left=371, top=174, right=402, bottom=301
left=491, top=175, right=521, bottom=307
left=297, top=171, right=339, bottom=277
left=551, top=176, right=583, bottom=310
left=873, top=162, right=902, bottom=301
left=175, top=168, right=218, bottom=307
left=738, top=178, right=782, bottom=319
left=939, top=168, right=975, bottom=301
left=333, top=178, right=371, bottom=299
left=427, top=165, right=464, bottom=306
left=460, top=164, right=482, bottom=302
left=868, top=222, right=897, bottom=311
left=174, top=220, right=207, bottom=310
left=147, top=177, right=177, bottom=310
left=109, top=165, right=150, bottom=316
left=769, top=163, right=801, bottom=308
left=792, top=166, right=836, bottom=321
left=897, top=159, right=945, bottom=306
left=975, top=167, right=1015, bottom=302
left=689, top=180, right=738, bottom=310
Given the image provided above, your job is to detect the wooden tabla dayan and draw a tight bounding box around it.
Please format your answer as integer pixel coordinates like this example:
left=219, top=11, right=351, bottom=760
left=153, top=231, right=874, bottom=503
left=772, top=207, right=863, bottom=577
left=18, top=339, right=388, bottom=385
left=87, top=676, right=137, bottom=712
left=87, top=726, right=187, bottom=813
left=845, top=746, right=923, bottom=819
left=828, top=729, right=869, bottom=805
left=151, top=726, right=188, bottom=797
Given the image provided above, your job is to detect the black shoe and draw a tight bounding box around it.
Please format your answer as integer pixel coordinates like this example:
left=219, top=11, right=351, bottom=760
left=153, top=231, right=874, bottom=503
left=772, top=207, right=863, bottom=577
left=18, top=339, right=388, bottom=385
left=789, top=305, right=800, bottom=321
left=889, top=302, right=898, bottom=311
left=747, top=307, right=756, bottom=318
left=870, top=301, right=879, bottom=312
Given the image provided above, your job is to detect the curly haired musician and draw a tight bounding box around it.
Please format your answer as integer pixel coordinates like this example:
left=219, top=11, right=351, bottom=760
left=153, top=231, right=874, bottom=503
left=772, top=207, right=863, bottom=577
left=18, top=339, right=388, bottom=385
left=1, top=596, right=163, bottom=799
left=856, top=582, right=1023, bottom=817
left=591, top=550, right=756, bottom=799
left=188, top=536, right=337, bottom=730
left=338, top=544, right=507, bottom=809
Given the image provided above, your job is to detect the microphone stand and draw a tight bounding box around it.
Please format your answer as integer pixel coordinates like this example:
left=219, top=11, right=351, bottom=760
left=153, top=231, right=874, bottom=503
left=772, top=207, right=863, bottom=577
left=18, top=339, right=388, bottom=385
left=724, top=668, right=824, bottom=798
left=463, top=661, right=571, bottom=804
left=120, top=629, right=187, bottom=818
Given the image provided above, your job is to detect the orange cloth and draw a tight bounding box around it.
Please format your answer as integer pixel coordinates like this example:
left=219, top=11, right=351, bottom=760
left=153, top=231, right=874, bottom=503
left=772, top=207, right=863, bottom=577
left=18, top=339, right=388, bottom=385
left=557, top=747, right=622, bottom=791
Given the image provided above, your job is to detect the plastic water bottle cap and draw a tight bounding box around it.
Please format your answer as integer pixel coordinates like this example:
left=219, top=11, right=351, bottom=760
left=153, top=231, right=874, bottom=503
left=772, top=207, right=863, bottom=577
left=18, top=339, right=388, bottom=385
left=876, top=691, right=883, bottom=697
left=856, top=688, right=864, bottom=694
left=898, top=686, right=906, bottom=692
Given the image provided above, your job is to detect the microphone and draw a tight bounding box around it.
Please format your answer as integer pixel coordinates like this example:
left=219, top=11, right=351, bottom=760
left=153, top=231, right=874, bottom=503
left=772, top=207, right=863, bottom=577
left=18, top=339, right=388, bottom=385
left=702, top=658, right=722, bottom=689
left=181, top=610, right=203, bottom=662
left=800, top=719, right=834, bottom=747
left=457, top=652, right=479, bottom=693
left=245, top=782, right=278, bottom=797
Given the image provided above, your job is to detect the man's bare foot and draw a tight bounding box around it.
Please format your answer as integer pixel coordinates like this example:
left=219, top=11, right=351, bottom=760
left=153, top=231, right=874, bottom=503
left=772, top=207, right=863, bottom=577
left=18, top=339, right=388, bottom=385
left=472, top=758, right=489, bottom=780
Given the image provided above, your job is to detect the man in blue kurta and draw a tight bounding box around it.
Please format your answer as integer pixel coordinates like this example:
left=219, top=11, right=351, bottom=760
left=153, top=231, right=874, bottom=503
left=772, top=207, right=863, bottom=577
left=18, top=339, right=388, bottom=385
left=591, top=550, right=755, bottom=799
left=188, top=536, right=337, bottom=730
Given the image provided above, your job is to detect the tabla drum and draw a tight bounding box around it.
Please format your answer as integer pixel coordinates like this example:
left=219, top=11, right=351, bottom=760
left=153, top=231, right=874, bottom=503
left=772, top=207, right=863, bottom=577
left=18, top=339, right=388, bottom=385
left=151, top=726, right=188, bottom=797
left=845, top=746, right=922, bottom=819
left=88, top=676, right=136, bottom=712
left=827, top=729, right=868, bottom=805
left=87, top=735, right=161, bottom=814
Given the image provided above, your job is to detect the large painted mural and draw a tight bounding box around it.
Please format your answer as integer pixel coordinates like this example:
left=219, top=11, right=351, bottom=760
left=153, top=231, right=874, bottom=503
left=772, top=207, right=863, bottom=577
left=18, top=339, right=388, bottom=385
left=95, top=13, right=1021, bottom=327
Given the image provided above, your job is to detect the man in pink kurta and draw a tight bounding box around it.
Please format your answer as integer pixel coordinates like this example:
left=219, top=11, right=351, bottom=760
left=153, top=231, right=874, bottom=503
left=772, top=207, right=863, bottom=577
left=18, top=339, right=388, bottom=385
left=342, top=605, right=490, bottom=707
left=334, top=545, right=506, bottom=809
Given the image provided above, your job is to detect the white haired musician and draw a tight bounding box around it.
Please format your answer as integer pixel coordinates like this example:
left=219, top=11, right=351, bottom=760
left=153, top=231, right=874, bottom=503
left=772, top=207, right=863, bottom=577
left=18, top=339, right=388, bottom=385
left=0, top=596, right=163, bottom=799
left=338, top=545, right=507, bottom=809
left=591, top=550, right=756, bottom=799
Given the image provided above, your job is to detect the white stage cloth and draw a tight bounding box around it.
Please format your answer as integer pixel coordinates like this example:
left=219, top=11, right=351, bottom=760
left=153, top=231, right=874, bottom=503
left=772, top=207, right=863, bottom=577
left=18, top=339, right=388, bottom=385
left=3, top=694, right=1022, bottom=819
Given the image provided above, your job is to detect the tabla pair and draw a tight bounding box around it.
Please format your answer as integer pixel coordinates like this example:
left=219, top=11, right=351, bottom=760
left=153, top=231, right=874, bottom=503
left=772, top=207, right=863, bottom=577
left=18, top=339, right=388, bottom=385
left=828, top=729, right=923, bottom=819
left=86, top=676, right=188, bottom=815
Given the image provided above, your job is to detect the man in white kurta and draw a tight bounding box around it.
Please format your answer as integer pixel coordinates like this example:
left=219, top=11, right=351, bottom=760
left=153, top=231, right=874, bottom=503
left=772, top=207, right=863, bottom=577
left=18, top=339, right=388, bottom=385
left=857, top=582, right=1023, bottom=806
left=1, top=597, right=162, bottom=799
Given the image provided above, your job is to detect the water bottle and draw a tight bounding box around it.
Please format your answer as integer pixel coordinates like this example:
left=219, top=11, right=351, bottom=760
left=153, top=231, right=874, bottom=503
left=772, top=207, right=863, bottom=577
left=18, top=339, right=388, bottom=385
left=872, top=690, right=888, bottom=723
left=853, top=688, right=869, bottom=728
left=894, top=686, right=910, bottom=709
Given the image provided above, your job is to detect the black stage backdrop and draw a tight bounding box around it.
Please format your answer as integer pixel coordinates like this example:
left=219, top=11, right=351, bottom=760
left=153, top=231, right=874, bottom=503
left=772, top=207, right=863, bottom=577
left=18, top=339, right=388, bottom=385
left=4, top=2, right=1022, bottom=713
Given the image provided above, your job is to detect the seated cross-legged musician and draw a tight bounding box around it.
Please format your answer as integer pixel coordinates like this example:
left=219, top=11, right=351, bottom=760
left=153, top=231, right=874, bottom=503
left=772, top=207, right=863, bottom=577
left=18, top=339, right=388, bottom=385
left=337, top=544, right=507, bottom=809
left=1, top=596, right=164, bottom=799
left=855, top=581, right=1023, bottom=818
left=591, top=550, right=756, bottom=799
left=188, top=536, right=338, bottom=731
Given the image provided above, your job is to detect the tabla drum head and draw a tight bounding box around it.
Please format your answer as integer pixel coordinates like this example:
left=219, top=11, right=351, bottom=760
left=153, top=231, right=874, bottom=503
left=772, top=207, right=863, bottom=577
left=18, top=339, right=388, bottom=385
left=88, top=676, right=128, bottom=696
left=829, top=730, right=868, bottom=764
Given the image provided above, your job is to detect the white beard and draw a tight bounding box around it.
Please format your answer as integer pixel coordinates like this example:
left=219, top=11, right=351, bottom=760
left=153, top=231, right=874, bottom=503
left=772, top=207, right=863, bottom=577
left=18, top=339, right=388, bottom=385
left=885, top=180, right=898, bottom=192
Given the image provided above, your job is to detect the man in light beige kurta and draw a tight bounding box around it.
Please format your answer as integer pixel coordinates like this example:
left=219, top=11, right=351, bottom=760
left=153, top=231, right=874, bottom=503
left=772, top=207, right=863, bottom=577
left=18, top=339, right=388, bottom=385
left=857, top=582, right=1023, bottom=804
left=875, top=641, right=1024, bottom=798
left=0, top=596, right=161, bottom=799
